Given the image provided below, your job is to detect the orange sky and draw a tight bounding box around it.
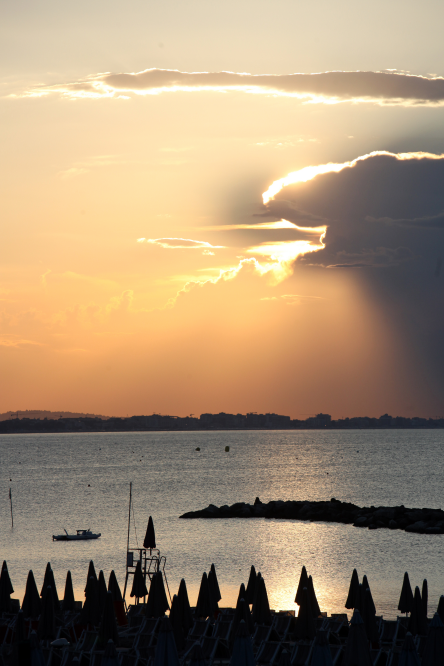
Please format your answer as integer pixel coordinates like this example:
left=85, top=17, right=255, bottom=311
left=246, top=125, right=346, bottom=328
left=2, top=1, right=444, bottom=418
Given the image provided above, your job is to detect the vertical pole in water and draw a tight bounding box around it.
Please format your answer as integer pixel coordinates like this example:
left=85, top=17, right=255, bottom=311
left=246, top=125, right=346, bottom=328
left=122, top=482, right=132, bottom=605
left=9, top=488, right=13, bottom=528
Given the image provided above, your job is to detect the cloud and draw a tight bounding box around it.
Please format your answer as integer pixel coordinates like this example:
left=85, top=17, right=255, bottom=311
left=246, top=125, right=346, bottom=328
left=366, top=211, right=444, bottom=229
left=19, top=69, right=444, bottom=106
left=137, top=237, right=224, bottom=254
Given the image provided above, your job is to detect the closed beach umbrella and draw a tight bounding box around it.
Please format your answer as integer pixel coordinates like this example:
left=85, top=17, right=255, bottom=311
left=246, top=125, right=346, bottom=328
left=81, top=575, right=101, bottom=626
left=153, top=616, right=180, bottom=666
left=342, top=609, right=372, bottom=666
left=233, top=597, right=254, bottom=636
left=102, top=639, right=120, bottom=666
left=361, top=588, right=379, bottom=644
left=177, top=578, right=193, bottom=635
left=85, top=561, right=97, bottom=592
left=210, top=564, right=221, bottom=602
left=422, top=579, right=428, bottom=618
left=311, top=631, right=333, bottom=666
left=345, top=569, right=360, bottom=610
left=130, top=560, right=148, bottom=600
left=195, top=572, right=212, bottom=619
left=230, top=620, right=255, bottom=666
left=38, top=586, right=56, bottom=640
left=295, top=566, right=309, bottom=606
left=252, top=574, right=271, bottom=626
left=108, top=570, right=127, bottom=626
left=245, top=566, right=257, bottom=605
left=308, top=575, right=321, bottom=617
left=207, top=569, right=220, bottom=616
left=98, top=570, right=108, bottom=614
left=62, top=571, right=75, bottom=612
left=143, top=516, right=156, bottom=550
left=398, top=572, right=414, bottom=614
left=437, top=596, right=444, bottom=624
left=399, top=632, right=421, bottom=666
left=98, top=591, right=119, bottom=649
left=237, top=583, right=247, bottom=606
left=295, top=587, right=316, bottom=641
left=422, top=613, right=444, bottom=666
left=40, top=563, right=59, bottom=608
left=146, top=572, right=169, bottom=618
left=188, top=642, right=207, bottom=666
left=362, top=576, right=376, bottom=615
left=22, top=570, right=42, bottom=619
left=0, top=562, right=14, bottom=614
left=408, top=586, right=428, bottom=636
left=169, top=594, right=185, bottom=652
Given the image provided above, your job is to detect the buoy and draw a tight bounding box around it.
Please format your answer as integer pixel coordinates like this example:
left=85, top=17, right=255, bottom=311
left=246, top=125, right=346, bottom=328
left=225, top=446, right=230, bottom=452
left=195, top=447, right=201, bottom=451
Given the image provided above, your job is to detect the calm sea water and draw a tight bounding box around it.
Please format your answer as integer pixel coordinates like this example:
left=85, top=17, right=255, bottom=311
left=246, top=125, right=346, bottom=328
left=1, top=430, right=444, bottom=619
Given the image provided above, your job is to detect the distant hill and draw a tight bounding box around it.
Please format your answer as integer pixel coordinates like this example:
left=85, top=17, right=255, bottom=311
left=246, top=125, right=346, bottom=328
left=0, top=410, right=110, bottom=421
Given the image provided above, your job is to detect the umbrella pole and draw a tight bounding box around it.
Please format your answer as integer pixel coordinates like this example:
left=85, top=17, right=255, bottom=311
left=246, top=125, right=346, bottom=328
left=9, top=488, right=13, bottom=528
left=122, top=482, right=132, bottom=605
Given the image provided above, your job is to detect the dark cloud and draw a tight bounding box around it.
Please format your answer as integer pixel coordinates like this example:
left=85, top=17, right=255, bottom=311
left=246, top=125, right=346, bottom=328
left=28, top=69, right=444, bottom=105
left=265, top=152, right=444, bottom=403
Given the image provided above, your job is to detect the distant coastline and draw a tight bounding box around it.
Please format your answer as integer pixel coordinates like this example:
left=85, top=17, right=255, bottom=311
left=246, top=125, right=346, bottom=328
left=1, top=411, right=444, bottom=434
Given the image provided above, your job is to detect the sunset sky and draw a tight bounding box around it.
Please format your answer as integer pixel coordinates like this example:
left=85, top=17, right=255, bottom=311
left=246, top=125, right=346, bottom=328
left=2, top=0, right=444, bottom=418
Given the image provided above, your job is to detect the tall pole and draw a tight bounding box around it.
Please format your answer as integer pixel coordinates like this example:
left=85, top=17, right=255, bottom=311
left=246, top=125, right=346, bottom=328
left=9, top=488, right=13, bottom=528
left=123, top=482, right=132, bottom=605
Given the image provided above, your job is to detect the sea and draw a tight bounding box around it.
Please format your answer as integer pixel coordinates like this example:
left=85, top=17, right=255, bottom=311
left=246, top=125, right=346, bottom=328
left=1, top=430, right=444, bottom=619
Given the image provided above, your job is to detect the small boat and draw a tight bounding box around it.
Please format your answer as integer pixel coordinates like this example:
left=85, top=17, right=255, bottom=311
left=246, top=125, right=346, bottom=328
left=53, top=529, right=101, bottom=542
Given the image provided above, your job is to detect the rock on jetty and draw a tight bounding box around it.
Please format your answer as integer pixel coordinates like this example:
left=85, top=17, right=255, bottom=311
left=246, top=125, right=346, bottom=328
left=180, top=497, right=444, bottom=534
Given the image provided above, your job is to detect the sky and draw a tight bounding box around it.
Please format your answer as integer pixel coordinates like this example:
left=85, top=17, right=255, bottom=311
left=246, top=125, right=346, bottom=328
left=2, top=0, right=444, bottom=419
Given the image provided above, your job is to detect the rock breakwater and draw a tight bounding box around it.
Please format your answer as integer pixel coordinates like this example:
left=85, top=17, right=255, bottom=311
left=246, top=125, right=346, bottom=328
left=180, top=497, right=444, bottom=534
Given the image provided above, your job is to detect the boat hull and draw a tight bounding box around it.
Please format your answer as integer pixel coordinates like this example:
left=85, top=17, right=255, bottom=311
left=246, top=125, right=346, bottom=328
left=53, top=533, right=101, bottom=541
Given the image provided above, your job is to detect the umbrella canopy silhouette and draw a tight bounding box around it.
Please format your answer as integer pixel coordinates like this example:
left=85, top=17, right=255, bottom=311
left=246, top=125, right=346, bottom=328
left=422, top=579, right=428, bottom=618
left=195, top=572, right=213, bottom=619
left=102, top=639, right=120, bottom=666
left=245, top=565, right=257, bottom=605
left=345, top=568, right=360, bottom=610
left=108, top=570, right=127, bottom=626
left=22, top=570, right=42, bottom=619
left=146, top=572, right=169, bottom=617
left=361, top=588, right=379, bottom=644
left=230, top=620, right=255, bottom=666
left=188, top=642, right=207, bottom=666
left=81, top=575, right=101, bottom=626
left=295, top=566, right=309, bottom=606
left=252, top=574, right=272, bottom=625
left=311, top=631, right=333, bottom=666
left=408, top=586, right=428, bottom=636
left=62, top=571, right=75, bottom=613
left=144, top=516, right=156, bottom=549
left=98, top=591, right=119, bottom=649
left=342, top=609, right=372, bottom=666
left=295, top=587, right=316, bottom=641
left=0, top=562, right=14, bottom=614
left=210, top=564, right=221, bottom=602
left=169, top=594, right=185, bottom=652
left=399, top=632, right=421, bottom=666
left=153, top=616, right=180, bottom=666
left=177, top=578, right=193, bottom=634
left=98, top=570, right=108, bottom=614
left=437, top=595, right=444, bottom=624
left=85, top=560, right=98, bottom=591
left=39, top=563, right=59, bottom=611
left=361, top=576, right=376, bottom=615
left=232, top=596, right=254, bottom=636
left=422, top=613, right=444, bottom=666
left=208, top=568, right=220, bottom=613
left=308, top=575, right=321, bottom=617
left=130, top=560, right=148, bottom=600
left=237, top=583, right=247, bottom=606
left=398, top=572, right=414, bottom=614
left=38, top=586, right=57, bottom=641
